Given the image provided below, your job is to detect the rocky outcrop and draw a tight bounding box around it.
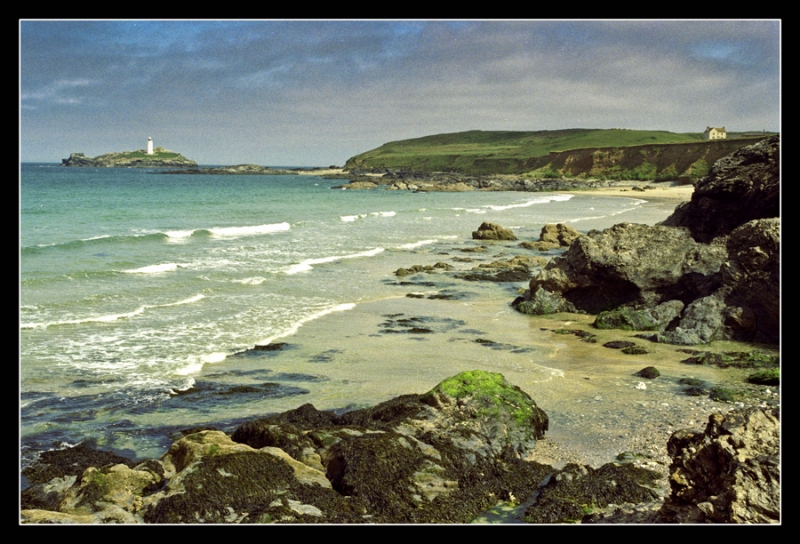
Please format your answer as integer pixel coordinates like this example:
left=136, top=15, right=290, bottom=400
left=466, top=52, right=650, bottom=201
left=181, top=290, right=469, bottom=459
left=62, top=147, right=197, bottom=168
left=520, top=223, right=727, bottom=314
left=22, top=371, right=551, bottom=524
left=472, top=222, right=517, bottom=241
left=657, top=407, right=780, bottom=523
left=512, top=137, right=780, bottom=346
left=519, top=223, right=581, bottom=251
left=661, top=136, right=779, bottom=243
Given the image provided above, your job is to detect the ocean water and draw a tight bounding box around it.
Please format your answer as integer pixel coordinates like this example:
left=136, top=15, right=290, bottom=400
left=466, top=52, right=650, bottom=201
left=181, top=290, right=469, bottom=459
left=20, top=164, right=671, bottom=466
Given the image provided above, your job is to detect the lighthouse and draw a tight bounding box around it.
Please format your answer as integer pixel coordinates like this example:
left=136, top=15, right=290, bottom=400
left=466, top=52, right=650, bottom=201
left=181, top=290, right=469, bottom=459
left=146, top=137, right=154, bottom=155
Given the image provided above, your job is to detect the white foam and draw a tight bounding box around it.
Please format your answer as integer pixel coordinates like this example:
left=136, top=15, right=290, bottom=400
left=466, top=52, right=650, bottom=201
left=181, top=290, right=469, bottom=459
left=21, top=306, right=148, bottom=329
left=159, top=294, right=205, bottom=307
left=370, top=211, right=396, bottom=217
left=202, top=352, right=227, bottom=363
left=165, top=229, right=194, bottom=240
left=258, top=303, right=356, bottom=345
left=284, top=247, right=384, bottom=275
left=398, top=239, right=437, bottom=250
left=208, top=222, right=290, bottom=238
left=233, top=276, right=267, bottom=285
left=486, top=194, right=573, bottom=211
left=340, top=214, right=364, bottom=222
left=123, top=262, right=179, bottom=274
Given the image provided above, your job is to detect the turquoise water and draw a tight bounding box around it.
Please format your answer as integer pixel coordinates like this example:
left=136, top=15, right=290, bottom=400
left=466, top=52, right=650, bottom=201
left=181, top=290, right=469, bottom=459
left=20, top=164, right=663, bottom=464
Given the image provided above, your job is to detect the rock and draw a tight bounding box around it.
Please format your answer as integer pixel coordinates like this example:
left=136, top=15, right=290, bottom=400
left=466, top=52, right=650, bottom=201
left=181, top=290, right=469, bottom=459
left=594, top=300, right=684, bottom=331
left=21, top=371, right=552, bottom=524
left=527, top=223, right=727, bottom=314
left=636, top=367, right=660, bottom=379
left=523, top=463, right=662, bottom=523
left=661, top=136, right=779, bottom=243
left=513, top=136, right=779, bottom=346
left=512, top=286, right=578, bottom=315
left=657, top=407, right=780, bottom=523
left=718, top=218, right=780, bottom=344
left=472, top=222, right=517, bottom=241
left=538, top=223, right=582, bottom=247
left=603, top=341, right=636, bottom=349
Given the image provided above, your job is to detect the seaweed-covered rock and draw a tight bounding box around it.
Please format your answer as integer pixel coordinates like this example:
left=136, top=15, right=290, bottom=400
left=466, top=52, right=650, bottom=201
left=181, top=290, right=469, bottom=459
left=523, top=463, right=662, bottom=523
left=657, top=407, right=780, bottom=523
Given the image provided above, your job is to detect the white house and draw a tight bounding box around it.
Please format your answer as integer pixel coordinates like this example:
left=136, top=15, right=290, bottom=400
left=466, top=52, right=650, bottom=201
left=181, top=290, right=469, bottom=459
left=704, top=127, right=727, bottom=140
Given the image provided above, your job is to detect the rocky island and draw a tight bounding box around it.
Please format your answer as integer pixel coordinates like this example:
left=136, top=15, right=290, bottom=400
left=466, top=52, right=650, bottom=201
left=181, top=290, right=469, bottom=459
left=62, top=144, right=197, bottom=169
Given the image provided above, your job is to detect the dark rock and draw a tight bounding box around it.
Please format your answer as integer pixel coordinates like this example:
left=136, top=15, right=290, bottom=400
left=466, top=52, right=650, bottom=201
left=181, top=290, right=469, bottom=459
left=594, top=300, right=683, bottom=332
left=603, top=341, right=636, bottom=349
left=661, top=135, right=779, bottom=243
left=658, top=407, right=780, bottom=523
left=472, top=222, right=517, bottom=241
left=621, top=345, right=649, bottom=355
left=636, top=367, right=660, bottom=379
left=513, top=286, right=578, bottom=315
left=253, top=342, right=289, bottom=351
left=524, top=463, right=661, bottom=523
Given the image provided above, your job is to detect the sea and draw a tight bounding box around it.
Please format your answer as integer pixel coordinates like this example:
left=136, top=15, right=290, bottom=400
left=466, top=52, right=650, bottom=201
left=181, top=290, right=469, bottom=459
left=20, top=164, right=680, bottom=472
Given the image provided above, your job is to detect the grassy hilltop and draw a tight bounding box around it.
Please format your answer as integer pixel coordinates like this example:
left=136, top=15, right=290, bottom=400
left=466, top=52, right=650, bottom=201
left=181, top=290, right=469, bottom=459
left=344, top=129, right=772, bottom=182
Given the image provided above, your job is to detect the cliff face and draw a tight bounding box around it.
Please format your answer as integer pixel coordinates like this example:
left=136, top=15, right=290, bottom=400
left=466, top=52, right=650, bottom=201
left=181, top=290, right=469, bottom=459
left=526, top=138, right=765, bottom=182
left=61, top=147, right=197, bottom=168
left=345, top=136, right=768, bottom=182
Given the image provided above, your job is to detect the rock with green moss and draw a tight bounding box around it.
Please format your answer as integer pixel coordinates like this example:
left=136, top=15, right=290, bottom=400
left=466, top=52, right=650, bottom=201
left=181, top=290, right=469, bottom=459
left=746, top=368, right=779, bottom=385
left=594, top=300, right=683, bottom=331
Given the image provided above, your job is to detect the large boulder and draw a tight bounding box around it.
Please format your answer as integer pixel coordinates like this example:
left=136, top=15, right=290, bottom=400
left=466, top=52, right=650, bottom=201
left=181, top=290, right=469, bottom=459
left=472, top=222, right=517, bottom=241
left=527, top=223, right=727, bottom=314
left=658, top=407, right=780, bottom=523
left=661, top=135, right=779, bottom=243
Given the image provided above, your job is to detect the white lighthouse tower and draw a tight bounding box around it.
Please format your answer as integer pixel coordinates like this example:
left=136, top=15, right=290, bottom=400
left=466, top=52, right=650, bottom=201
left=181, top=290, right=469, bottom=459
left=146, top=137, right=154, bottom=155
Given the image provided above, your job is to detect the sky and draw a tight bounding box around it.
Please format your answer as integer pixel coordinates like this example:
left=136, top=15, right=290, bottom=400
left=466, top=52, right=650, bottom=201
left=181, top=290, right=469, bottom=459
left=20, top=20, right=781, bottom=166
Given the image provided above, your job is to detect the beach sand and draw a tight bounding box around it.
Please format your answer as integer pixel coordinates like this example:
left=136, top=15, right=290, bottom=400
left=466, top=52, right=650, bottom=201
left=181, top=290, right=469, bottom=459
left=561, top=180, right=695, bottom=202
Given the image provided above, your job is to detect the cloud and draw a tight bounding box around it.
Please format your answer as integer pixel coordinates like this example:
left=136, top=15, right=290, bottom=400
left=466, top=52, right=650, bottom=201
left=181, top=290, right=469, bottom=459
left=20, top=20, right=780, bottom=165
